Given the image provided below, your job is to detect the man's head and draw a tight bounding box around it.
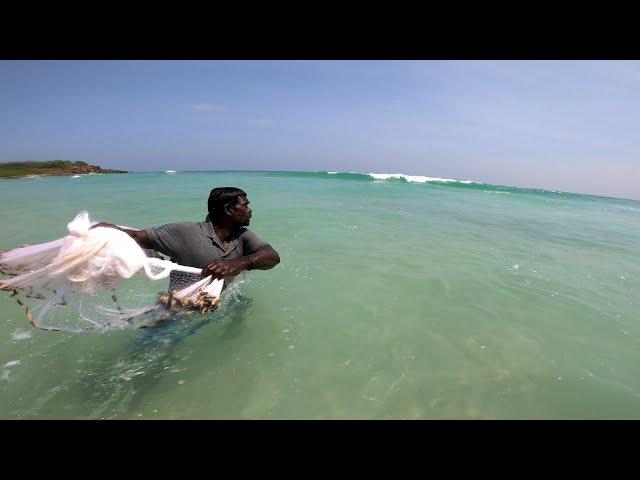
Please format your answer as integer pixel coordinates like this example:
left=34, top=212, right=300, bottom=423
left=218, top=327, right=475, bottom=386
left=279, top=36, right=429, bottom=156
left=207, top=187, right=252, bottom=226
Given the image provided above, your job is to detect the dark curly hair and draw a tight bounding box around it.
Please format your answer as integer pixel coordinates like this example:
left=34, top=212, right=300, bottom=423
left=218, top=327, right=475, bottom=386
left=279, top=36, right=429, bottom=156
left=207, top=187, right=247, bottom=218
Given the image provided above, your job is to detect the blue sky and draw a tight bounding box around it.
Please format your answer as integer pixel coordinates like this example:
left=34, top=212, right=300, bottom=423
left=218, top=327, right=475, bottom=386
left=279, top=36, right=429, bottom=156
left=1, top=60, right=639, bottom=199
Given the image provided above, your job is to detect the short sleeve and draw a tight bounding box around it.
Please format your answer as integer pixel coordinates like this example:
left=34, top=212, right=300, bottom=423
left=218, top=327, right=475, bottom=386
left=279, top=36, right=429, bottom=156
left=240, top=229, right=268, bottom=254
left=144, top=223, right=186, bottom=259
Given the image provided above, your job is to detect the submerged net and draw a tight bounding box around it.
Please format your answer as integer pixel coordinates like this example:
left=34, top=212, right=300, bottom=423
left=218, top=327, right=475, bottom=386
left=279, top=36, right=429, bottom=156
left=169, top=270, right=205, bottom=292
left=0, top=211, right=223, bottom=332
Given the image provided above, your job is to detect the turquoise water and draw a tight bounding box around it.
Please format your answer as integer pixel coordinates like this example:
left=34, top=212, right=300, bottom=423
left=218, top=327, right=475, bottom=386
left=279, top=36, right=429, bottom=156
left=0, top=171, right=639, bottom=419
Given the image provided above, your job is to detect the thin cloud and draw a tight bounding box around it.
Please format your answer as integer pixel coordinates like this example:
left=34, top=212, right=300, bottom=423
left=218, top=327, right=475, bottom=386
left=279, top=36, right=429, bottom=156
left=247, top=118, right=273, bottom=126
left=192, top=103, right=226, bottom=112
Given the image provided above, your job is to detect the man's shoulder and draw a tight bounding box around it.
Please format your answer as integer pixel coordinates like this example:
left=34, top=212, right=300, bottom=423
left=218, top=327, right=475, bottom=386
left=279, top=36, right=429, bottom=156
left=238, top=228, right=268, bottom=248
left=190, top=220, right=215, bottom=236
left=150, top=221, right=203, bottom=235
left=237, top=227, right=258, bottom=237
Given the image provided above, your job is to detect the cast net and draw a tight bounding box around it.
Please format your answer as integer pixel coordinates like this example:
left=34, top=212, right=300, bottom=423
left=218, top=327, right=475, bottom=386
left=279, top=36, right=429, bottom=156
left=0, top=211, right=223, bottom=332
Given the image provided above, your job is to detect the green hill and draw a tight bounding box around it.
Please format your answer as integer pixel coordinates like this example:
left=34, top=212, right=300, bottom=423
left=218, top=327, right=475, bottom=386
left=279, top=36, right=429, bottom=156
left=0, top=161, right=129, bottom=178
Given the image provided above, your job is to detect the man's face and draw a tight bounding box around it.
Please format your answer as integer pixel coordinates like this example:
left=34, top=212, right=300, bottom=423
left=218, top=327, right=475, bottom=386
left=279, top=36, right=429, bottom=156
left=228, top=196, right=252, bottom=226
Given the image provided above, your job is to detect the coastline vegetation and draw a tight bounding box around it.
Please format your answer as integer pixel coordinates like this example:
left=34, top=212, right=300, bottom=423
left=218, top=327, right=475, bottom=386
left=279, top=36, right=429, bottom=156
left=0, top=160, right=129, bottom=178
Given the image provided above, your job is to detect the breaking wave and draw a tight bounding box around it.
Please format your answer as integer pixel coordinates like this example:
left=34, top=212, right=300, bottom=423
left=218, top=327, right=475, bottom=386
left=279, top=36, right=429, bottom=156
left=304, top=171, right=588, bottom=198
left=367, top=173, right=475, bottom=184
left=314, top=171, right=475, bottom=184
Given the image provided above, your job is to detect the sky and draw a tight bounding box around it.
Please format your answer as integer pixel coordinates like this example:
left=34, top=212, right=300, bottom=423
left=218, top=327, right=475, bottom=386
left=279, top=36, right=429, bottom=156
left=1, top=60, right=639, bottom=200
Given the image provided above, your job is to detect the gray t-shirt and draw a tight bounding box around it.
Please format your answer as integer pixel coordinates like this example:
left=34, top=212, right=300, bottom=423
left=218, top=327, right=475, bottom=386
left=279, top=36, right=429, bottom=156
left=144, top=216, right=268, bottom=291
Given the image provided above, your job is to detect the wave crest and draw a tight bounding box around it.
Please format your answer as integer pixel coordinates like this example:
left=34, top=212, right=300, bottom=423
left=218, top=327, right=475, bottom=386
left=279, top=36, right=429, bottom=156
left=367, top=172, right=474, bottom=184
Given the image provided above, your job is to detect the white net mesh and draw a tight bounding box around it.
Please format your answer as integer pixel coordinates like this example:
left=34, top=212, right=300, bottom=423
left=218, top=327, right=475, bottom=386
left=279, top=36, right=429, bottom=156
left=0, top=211, right=223, bottom=332
left=169, top=270, right=205, bottom=292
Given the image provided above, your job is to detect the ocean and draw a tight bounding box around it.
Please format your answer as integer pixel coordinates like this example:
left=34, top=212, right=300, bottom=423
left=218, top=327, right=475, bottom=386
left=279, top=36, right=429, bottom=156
left=0, top=171, right=638, bottom=419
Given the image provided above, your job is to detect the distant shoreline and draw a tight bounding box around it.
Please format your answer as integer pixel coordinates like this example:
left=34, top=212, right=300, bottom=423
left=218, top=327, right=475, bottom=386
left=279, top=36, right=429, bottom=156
left=1, top=166, right=637, bottom=202
left=0, top=160, right=130, bottom=179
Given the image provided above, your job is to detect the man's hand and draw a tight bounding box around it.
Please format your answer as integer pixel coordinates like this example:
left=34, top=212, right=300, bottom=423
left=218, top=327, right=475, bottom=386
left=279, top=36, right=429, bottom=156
left=202, top=257, right=251, bottom=279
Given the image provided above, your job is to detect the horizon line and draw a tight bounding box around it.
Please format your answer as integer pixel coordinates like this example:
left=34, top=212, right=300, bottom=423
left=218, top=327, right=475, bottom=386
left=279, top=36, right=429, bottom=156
left=120, top=169, right=640, bottom=203
left=1, top=164, right=637, bottom=203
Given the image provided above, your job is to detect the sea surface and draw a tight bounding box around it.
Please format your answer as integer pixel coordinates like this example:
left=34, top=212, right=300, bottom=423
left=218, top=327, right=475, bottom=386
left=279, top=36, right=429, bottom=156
left=0, top=171, right=638, bottom=419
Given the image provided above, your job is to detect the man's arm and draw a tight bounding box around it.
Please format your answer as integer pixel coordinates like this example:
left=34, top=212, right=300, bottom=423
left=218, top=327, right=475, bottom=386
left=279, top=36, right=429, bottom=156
left=202, top=244, right=280, bottom=279
left=90, top=223, right=153, bottom=249
left=244, top=244, right=280, bottom=270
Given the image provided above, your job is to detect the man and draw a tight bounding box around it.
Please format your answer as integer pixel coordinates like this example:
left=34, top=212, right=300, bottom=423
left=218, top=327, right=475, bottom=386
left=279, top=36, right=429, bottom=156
left=93, top=187, right=280, bottom=292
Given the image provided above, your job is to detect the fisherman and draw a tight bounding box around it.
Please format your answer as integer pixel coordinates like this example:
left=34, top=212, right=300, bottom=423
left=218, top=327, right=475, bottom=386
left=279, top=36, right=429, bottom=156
left=92, top=187, right=280, bottom=291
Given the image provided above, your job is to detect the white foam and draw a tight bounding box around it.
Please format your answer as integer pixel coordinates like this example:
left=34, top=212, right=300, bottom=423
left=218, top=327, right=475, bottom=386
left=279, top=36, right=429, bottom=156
left=3, top=360, right=20, bottom=368
left=10, top=329, right=32, bottom=340
left=368, top=172, right=474, bottom=184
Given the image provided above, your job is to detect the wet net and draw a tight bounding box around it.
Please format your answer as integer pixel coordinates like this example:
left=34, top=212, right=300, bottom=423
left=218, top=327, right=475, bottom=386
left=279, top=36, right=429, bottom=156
left=0, top=211, right=223, bottom=332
